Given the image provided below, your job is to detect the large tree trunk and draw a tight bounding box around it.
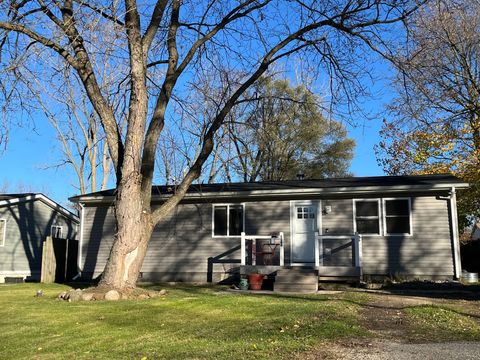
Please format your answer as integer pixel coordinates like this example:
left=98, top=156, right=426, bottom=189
left=99, top=175, right=154, bottom=289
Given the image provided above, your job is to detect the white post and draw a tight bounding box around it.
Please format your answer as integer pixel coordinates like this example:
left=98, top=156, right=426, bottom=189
left=315, top=232, right=320, bottom=268
left=358, top=234, right=363, bottom=277
left=241, top=232, right=246, bottom=266
left=279, top=232, right=285, bottom=266
left=354, top=232, right=363, bottom=270
left=252, top=238, right=256, bottom=266
left=353, top=233, right=359, bottom=267
left=319, top=233, right=324, bottom=266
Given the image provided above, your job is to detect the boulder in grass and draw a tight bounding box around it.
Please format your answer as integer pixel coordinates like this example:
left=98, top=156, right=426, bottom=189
left=68, top=290, right=83, bottom=302
left=81, top=293, right=94, bottom=301
left=104, top=289, right=120, bottom=301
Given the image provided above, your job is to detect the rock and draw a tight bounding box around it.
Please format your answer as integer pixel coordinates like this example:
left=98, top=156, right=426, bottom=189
left=104, top=290, right=120, bottom=301
left=58, top=291, right=68, bottom=300
left=81, top=293, right=94, bottom=301
left=138, top=294, right=149, bottom=300
left=159, top=289, right=167, bottom=296
left=92, top=293, right=104, bottom=301
left=68, top=290, right=82, bottom=302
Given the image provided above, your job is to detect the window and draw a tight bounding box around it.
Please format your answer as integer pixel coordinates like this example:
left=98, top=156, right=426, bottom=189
left=51, top=225, right=63, bottom=238
left=297, top=206, right=315, bottom=219
left=384, top=199, right=411, bottom=235
left=0, top=219, right=6, bottom=246
left=213, top=204, right=244, bottom=237
left=354, top=200, right=380, bottom=235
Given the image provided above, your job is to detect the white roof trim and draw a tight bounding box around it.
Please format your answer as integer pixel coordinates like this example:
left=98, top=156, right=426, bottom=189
left=72, top=182, right=469, bottom=203
left=0, top=194, right=79, bottom=223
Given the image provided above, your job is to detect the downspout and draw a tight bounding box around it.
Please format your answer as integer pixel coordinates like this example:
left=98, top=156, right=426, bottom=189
left=72, top=202, right=85, bottom=280
left=449, top=187, right=462, bottom=279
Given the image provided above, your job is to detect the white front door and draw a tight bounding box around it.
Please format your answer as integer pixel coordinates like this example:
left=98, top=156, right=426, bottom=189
left=291, top=201, right=319, bottom=263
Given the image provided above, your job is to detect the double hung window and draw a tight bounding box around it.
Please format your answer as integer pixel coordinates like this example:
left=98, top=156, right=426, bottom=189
left=213, top=204, right=244, bottom=237
left=354, top=200, right=381, bottom=235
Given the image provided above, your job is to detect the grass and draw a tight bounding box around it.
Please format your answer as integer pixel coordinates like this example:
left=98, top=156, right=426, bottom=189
left=2, top=284, right=480, bottom=359
left=406, top=305, right=480, bottom=341
left=0, top=284, right=365, bottom=359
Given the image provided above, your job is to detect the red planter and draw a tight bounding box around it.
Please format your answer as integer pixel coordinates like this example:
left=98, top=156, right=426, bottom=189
left=248, top=273, right=264, bottom=290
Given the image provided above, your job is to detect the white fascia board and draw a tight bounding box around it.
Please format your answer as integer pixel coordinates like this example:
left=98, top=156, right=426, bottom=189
left=0, top=194, right=79, bottom=223
left=72, top=182, right=469, bottom=204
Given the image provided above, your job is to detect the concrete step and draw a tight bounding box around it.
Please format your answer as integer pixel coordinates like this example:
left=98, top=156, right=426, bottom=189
left=275, top=275, right=319, bottom=285
left=274, top=283, right=318, bottom=293
left=276, top=268, right=318, bottom=275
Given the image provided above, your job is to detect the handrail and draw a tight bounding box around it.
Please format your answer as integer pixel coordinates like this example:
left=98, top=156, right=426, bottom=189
left=315, top=232, right=362, bottom=269
left=241, top=232, right=284, bottom=266
left=207, top=244, right=242, bottom=283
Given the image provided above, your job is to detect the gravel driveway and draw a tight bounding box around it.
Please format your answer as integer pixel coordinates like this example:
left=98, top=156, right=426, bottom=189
left=332, top=340, right=480, bottom=359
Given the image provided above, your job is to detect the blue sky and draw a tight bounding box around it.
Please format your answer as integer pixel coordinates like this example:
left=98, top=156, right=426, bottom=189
left=0, top=4, right=397, bottom=206
left=0, top=66, right=391, bottom=207
left=0, top=108, right=385, bottom=206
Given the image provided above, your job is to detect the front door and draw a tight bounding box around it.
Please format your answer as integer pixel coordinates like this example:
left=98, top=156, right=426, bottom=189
left=291, top=201, right=319, bottom=263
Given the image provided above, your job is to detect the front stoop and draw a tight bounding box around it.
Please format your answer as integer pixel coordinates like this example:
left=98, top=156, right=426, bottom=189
left=274, top=268, right=319, bottom=293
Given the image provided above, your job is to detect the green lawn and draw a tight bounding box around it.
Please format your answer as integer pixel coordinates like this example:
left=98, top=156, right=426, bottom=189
left=0, top=284, right=365, bottom=359
left=2, top=284, right=480, bottom=359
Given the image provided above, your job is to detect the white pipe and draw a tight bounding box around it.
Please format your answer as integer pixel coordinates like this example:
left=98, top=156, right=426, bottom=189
left=77, top=202, right=85, bottom=277
left=450, top=187, right=462, bottom=279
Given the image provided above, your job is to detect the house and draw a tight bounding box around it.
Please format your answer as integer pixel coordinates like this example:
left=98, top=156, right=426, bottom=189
left=70, top=174, right=468, bottom=288
left=0, top=193, right=79, bottom=282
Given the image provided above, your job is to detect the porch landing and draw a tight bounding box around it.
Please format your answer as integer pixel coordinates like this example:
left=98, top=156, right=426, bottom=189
left=239, top=265, right=361, bottom=293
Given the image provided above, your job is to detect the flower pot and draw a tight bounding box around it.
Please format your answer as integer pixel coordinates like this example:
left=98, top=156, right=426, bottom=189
left=239, top=278, right=249, bottom=291
left=248, top=273, right=264, bottom=290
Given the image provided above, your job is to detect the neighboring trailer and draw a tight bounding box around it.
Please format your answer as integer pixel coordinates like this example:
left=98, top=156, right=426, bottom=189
left=0, top=194, right=79, bottom=282
left=71, top=175, right=468, bottom=283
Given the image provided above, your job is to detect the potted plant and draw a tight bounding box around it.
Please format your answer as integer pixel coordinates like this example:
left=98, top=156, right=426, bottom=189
left=239, top=277, right=249, bottom=291
left=248, top=272, right=264, bottom=290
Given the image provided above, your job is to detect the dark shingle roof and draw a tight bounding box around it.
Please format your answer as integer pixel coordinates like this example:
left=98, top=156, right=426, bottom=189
left=71, top=174, right=467, bottom=201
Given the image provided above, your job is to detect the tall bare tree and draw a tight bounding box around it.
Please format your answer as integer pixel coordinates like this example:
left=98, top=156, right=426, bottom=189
left=376, top=0, right=480, bottom=227
left=0, top=1, right=423, bottom=291
left=220, top=78, right=355, bottom=182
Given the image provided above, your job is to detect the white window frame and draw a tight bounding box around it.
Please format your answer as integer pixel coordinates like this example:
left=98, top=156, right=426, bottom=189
left=51, top=225, right=63, bottom=238
left=0, top=219, right=6, bottom=246
left=212, top=203, right=245, bottom=238
left=382, top=197, right=412, bottom=236
left=353, top=199, right=382, bottom=236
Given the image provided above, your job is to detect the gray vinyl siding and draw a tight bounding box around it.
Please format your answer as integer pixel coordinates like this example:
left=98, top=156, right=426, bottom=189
left=361, top=196, right=454, bottom=277
left=321, top=199, right=353, bottom=235
left=81, top=201, right=292, bottom=282
left=80, top=193, right=456, bottom=282
left=0, top=199, right=77, bottom=279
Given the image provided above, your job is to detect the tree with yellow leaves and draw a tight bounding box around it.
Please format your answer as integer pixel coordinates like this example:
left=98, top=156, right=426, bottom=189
left=376, top=0, right=480, bottom=230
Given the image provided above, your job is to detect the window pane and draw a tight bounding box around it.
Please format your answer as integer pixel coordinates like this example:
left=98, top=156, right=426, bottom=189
left=214, top=206, right=227, bottom=236
left=386, top=217, right=410, bottom=234
left=229, top=205, right=243, bottom=236
left=385, top=199, right=409, bottom=216
left=356, top=219, right=380, bottom=234
left=356, top=201, right=378, bottom=217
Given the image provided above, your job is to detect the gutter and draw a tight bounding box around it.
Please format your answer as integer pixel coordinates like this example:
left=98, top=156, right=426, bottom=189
left=70, top=182, right=470, bottom=204
left=75, top=202, right=85, bottom=279
left=449, top=187, right=462, bottom=279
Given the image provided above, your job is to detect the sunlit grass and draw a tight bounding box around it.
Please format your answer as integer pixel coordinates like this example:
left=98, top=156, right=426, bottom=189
left=0, top=284, right=365, bottom=359
left=406, top=305, right=480, bottom=341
